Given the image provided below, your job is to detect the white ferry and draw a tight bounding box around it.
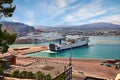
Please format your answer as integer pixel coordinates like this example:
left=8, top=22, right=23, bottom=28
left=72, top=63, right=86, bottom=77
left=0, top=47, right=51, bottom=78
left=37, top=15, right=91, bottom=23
left=49, top=35, right=89, bottom=52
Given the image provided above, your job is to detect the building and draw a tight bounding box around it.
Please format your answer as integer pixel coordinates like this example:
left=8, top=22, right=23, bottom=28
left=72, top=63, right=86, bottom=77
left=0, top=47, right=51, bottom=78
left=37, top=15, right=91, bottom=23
left=115, top=74, right=120, bottom=80
left=0, top=53, right=16, bottom=69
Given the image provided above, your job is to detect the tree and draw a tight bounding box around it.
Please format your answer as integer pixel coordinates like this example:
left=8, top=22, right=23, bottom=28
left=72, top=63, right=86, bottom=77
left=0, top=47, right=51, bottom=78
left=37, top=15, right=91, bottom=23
left=0, top=68, right=3, bottom=75
left=0, top=0, right=16, bottom=54
left=54, top=74, right=66, bottom=80
left=27, top=71, right=35, bottom=79
left=35, top=71, right=45, bottom=80
left=0, top=64, right=4, bottom=75
left=0, top=0, right=16, bottom=18
left=0, top=25, right=17, bottom=53
left=20, top=71, right=27, bottom=78
left=11, top=70, right=20, bottom=78
left=45, top=74, right=52, bottom=80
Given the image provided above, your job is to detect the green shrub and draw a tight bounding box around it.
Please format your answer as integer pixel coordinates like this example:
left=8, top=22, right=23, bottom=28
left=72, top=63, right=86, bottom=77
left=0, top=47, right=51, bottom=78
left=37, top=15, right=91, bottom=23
left=35, top=71, right=45, bottom=80
left=11, top=70, right=20, bottom=78
left=27, top=71, right=35, bottom=79
left=20, top=71, right=27, bottom=78
left=45, top=74, right=52, bottom=80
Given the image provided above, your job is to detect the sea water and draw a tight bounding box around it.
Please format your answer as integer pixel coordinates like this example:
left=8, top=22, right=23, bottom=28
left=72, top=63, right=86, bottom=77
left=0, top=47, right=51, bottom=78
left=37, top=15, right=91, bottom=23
left=10, top=36, right=120, bottom=59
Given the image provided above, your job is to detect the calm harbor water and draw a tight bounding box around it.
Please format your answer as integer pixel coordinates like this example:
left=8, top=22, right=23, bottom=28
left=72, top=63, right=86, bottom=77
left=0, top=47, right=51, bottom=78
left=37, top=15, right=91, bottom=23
left=10, top=36, right=120, bottom=59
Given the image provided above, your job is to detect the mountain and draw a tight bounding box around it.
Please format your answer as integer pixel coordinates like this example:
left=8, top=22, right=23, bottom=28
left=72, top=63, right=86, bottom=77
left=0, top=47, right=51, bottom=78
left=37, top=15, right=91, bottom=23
left=53, top=22, right=120, bottom=31
left=1, top=21, right=120, bottom=36
left=76, top=22, right=120, bottom=30
left=0, top=21, right=36, bottom=37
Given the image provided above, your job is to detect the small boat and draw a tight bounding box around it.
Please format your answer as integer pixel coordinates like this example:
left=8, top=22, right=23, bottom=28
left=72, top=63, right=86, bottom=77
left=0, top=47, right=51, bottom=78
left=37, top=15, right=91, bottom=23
left=49, top=35, right=89, bottom=52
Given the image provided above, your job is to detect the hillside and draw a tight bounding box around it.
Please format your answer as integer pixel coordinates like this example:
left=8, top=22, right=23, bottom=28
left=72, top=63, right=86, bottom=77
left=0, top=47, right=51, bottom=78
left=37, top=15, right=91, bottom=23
left=0, top=21, right=120, bottom=36
left=0, top=21, right=36, bottom=37
left=53, top=22, right=120, bottom=31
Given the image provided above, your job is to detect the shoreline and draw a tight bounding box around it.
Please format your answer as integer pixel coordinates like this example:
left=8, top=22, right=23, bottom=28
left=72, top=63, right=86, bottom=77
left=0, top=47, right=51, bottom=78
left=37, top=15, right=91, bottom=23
left=8, top=45, right=120, bottom=60
left=4, top=46, right=120, bottom=79
left=26, top=56, right=118, bottom=60
left=15, top=56, right=119, bottom=79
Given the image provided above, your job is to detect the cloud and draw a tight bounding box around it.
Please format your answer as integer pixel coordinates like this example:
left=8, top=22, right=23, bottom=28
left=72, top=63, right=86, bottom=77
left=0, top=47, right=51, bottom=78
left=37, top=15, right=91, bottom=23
left=1, top=0, right=120, bottom=26
left=25, top=9, right=35, bottom=19
left=22, top=9, right=35, bottom=25
left=4, top=16, right=20, bottom=22
left=56, top=0, right=120, bottom=25
left=67, top=0, right=78, bottom=3
left=39, top=0, right=78, bottom=24
left=69, top=0, right=107, bottom=20
left=56, top=0, right=67, bottom=8
left=1, top=2, right=36, bottom=26
left=64, top=15, right=74, bottom=21
left=89, top=14, right=120, bottom=24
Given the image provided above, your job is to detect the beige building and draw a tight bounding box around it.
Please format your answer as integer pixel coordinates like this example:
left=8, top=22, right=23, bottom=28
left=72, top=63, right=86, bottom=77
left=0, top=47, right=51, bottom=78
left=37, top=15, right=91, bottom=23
left=115, top=74, right=120, bottom=80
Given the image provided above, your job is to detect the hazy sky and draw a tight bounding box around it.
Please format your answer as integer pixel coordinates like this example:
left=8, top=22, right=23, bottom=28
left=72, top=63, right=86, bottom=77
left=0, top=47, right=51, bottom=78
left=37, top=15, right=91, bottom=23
left=1, top=0, right=120, bottom=26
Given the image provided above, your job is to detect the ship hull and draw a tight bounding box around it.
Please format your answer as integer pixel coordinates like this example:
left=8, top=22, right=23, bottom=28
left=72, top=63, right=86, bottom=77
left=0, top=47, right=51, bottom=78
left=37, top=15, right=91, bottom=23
left=56, top=43, right=88, bottom=51
left=49, top=43, right=88, bottom=52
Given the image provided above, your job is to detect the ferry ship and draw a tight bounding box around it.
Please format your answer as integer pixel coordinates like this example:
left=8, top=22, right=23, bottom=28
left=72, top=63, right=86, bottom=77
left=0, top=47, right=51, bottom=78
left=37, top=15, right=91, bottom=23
left=49, top=35, right=89, bottom=52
